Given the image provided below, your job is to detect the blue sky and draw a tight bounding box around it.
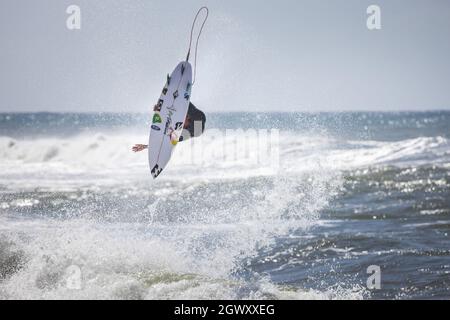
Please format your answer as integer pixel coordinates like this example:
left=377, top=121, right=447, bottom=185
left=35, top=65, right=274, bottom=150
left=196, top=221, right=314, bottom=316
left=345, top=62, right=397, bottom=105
left=1, top=0, right=450, bottom=112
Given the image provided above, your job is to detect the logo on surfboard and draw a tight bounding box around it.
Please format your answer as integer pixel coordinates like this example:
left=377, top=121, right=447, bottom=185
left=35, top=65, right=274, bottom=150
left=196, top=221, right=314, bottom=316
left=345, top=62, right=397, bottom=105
left=154, top=99, right=164, bottom=112
left=151, top=164, right=163, bottom=178
left=184, top=83, right=192, bottom=100
left=170, top=130, right=179, bottom=146
left=151, top=125, right=161, bottom=131
left=152, top=113, right=162, bottom=124
left=164, top=110, right=172, bottom=134
left=174, top=122, right=183, bottom=130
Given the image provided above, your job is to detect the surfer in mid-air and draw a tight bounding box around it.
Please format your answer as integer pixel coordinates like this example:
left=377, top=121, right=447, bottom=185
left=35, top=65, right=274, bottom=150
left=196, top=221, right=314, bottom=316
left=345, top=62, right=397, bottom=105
left=132, top=102, right=206, bottom=152
left=133, top=6, right=209, bottom=180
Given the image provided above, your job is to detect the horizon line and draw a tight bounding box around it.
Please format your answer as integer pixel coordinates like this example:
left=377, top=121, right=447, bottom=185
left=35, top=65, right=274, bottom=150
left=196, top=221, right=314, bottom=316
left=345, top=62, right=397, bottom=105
left=1, top=109, right=450, bottom=115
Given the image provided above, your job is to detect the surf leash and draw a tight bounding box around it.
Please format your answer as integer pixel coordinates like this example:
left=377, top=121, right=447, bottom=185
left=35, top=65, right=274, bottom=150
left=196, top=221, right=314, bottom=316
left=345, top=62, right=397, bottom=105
left=186, top=6, right=209, bottom=85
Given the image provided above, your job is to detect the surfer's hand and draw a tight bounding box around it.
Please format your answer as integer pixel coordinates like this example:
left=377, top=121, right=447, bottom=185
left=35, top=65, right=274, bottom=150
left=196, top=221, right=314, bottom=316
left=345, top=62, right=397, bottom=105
left=132, top=144, right=148, bottom=152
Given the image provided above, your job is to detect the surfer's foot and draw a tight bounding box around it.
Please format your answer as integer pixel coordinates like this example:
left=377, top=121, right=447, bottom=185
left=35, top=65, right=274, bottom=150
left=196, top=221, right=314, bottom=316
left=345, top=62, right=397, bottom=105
left=132, top=144, right=148, bottom=152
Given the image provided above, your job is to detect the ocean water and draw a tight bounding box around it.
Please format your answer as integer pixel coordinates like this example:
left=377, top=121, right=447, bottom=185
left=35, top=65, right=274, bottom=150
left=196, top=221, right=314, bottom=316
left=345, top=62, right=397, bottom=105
left=0, top=111, right=449, bottom=300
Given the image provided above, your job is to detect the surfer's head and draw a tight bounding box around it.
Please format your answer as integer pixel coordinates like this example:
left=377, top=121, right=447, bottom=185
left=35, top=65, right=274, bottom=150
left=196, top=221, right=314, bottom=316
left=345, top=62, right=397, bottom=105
left=185, top=105, right=206, bottom=137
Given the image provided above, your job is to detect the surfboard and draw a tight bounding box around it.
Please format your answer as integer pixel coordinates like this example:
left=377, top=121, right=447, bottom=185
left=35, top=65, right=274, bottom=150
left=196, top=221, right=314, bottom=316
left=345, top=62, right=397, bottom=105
left=148, top=61, right=193, bottom=179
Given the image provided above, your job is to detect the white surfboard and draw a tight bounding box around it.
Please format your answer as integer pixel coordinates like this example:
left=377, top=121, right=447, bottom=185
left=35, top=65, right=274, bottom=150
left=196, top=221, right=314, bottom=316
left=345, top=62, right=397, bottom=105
left=148, top=61, right=192, bottom=179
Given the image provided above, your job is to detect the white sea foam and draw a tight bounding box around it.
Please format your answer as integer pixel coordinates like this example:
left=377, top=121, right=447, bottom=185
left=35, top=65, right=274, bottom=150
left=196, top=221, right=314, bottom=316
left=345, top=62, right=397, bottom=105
left=2, top=129, right=445, bottom=300
left=1, top=132, right=447, bottom=185
left=0, top=129, right=366, bottom=299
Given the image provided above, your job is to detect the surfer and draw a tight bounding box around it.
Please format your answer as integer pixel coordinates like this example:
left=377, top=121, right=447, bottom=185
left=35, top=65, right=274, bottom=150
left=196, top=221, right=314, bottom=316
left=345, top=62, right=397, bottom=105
left=132, top=102, right=206, bottom=152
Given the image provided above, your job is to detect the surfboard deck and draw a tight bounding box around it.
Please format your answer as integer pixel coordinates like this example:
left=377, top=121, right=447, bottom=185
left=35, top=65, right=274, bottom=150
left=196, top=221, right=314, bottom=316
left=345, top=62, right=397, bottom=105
left=148, top=62, right=192, bottom=179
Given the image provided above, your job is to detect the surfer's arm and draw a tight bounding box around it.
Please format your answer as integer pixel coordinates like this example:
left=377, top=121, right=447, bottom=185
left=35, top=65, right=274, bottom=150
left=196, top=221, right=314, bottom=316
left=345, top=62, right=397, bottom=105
left=132, top=144, right=148, bottom=152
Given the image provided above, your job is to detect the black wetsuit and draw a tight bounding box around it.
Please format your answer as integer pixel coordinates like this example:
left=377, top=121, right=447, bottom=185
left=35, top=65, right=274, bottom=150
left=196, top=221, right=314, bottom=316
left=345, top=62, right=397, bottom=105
left=180, top=102, right=206, bottom=142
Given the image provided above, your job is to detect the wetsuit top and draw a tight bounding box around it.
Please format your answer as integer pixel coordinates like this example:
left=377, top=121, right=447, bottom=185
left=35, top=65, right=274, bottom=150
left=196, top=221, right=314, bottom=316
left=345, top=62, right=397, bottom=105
left=179, top=102, right=206, bottom=142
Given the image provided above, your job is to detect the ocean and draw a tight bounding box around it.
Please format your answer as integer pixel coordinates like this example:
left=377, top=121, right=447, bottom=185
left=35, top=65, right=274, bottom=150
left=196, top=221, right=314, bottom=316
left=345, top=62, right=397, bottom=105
left=0, top=111, right=449, bottom=300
